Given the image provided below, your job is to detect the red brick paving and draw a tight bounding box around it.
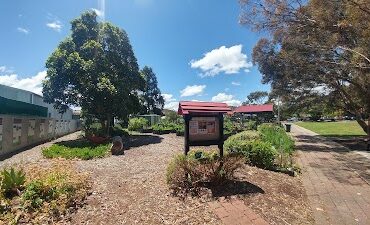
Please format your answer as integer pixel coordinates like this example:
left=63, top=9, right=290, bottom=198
left=209, top=199, right=269, bottom=225
left=292, top=124, right=370, bottom=225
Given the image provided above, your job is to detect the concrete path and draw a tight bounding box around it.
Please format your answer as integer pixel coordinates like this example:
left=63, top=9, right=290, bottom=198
left=209, top=199, right=269, bottom=225
left=291, top=124, right=370, bottom=225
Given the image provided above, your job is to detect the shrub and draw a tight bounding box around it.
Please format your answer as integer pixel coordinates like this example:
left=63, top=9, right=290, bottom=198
left=0, top=162, right=90, bottom=224
left=175, top=124, right=184, bottom=136
left=166, top=150, right=244, bottom=193
left=110, top=125, right=129, bottom=137
left=225, top=138, right=277, bottom=169
left=128, top=117, right=148, bottom=131
left=225, top=130, right=260, bottom=142
left=258, top=124, right=295, bottom=155
left=1, top=168, right=26, bottom=196
left=152, top=122, right=176, bottom=134
left=248, top=140, right=277, bottom=169
left=244, top=120, right=258, bottom=130
left=42, top=139, right=110, bottom=160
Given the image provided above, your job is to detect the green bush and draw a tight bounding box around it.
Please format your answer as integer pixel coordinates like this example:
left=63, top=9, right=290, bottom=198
left=166, top=150, right=244, bottom=193
left=110, top=125, right=129, bottom=137
left=224, top=131, right=277, bottom=169
left=225, top=130, right=260, bottom=142
left=42, top=139, right=110, bottom=160
left=244, top=120, right=258, bottom=130
left=175, top=124, right=184, bottom=136
left=258, top=124, right=295, bottom=154
left=248, top=140, right=277, bottom=169
left=0, top=162, right=90, bottom=224
left=1, top=168, right=26, bottom=196
left=152, top=121, right=177, bottom=134
left=128, top=117, right=148, bottom=131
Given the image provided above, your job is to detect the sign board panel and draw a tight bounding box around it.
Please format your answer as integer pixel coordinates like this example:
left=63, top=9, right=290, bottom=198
left=189, top=117, right=219, bottom=142
left=13, top=119, right=22, bottom=145
left=28, top=119, right=35, bottom=138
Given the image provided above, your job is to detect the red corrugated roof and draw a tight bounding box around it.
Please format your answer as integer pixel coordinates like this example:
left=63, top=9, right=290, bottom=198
left=178, top=101, right=231, bottom=115
left=233, top=104, right=274, bottom=113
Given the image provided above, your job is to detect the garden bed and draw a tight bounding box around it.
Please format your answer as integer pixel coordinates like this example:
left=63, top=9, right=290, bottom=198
left=42, top=139, right=111, bottom=160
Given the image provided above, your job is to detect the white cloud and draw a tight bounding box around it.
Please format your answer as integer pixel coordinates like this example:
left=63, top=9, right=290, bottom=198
left=0, top=71, right=46, bottom=95
left=231, top=81, right=241, bottom=86
left=92, top=0, right=105, bottom=21
left=211, top=92, right=241, bottom=107
left=17, top=27, right=29, bottom=34
left=0, top=66, right=13, bottom=74
left=46, top=20, right=62, bottom=32
left=162, top=93, right=179, bottom=111
left=162, top=93, right=176, bottom=102
left=164, top=101, right=179, bottom=111
left=190, top=45, right=252, bottom=77
left=180, top=85, right=206, bottom=97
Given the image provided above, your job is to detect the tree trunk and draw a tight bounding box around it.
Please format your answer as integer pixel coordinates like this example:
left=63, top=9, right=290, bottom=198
left=106, top=114, right=111, bottom=137
left=355, top=114, right=369, bottom=136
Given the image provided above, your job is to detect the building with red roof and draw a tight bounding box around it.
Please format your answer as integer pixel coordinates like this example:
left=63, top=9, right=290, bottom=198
left=233, top=104, right=274, bottom=122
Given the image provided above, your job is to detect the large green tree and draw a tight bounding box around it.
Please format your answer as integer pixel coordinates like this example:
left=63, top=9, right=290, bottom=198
left=243, top=91, right=269, bottom=105
left=139, top=66, right=164, bottom=115
left=240, top=0, right=370, bottom=135
left=43, top=11, right=144, bottom=133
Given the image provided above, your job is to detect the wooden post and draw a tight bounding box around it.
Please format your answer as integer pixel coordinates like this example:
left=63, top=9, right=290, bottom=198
left=218, top=114, right=224, bottom=157
left=184, top=115, right=190, bottom=155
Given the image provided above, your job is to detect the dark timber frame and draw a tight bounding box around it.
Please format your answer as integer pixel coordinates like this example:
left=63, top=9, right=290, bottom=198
left=178, top=101, right=231, bottom=157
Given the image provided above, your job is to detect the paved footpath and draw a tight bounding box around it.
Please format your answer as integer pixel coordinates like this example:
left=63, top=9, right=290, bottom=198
left=291, top=124, right=370, bottom=225
left=208, top=199, right=269, bottom=225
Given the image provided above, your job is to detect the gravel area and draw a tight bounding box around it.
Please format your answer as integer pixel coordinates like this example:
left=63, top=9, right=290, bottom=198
left=1, top=132, right=312, bottom=225
left=66, top=133, right=220, bottom=225
left=0, top=131, right=82, bottom=169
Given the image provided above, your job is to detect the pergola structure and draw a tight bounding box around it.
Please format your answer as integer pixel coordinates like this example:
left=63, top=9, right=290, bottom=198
left=178, top=101, right=231, bottom=155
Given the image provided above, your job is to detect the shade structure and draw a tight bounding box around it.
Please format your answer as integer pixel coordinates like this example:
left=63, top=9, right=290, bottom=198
left=233, top=104, right=274, bottom=113
left=178, top=101, right=231, bottom=115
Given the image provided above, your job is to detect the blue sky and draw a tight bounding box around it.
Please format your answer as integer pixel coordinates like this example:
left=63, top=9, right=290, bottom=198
left=0, top=0, right=270, bottom=110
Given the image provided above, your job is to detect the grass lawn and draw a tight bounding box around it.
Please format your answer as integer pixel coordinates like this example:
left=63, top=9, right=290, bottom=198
left=43, top=139, right=111, bottom=160
left=295, top=121, right=367, bottom=137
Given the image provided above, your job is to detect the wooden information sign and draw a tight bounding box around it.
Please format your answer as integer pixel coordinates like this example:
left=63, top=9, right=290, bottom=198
left=178, top=101, right=231, bottom=156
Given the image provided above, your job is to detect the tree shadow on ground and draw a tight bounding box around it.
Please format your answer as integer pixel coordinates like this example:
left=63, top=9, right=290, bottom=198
left=56, top=138, right=106, bottom=148
left=295, top=135, right=370, bottom=184
left=207, top=179, right=265, bottom=198
left=125, top=134, right=163, bottom=149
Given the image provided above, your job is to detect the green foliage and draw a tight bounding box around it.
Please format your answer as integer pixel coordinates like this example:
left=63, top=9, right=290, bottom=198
left=175, top=124, right=184, bottom=136
left=164, top=110, right=182, bottom=123
left=0, top=162, right=90, bottom=224
left=240, top=0, right=370, bottom=134
left=225, top=130, right=260, bottom=143
left=224, top=117, right=238, bottom=136
left=110, top=124, right=129, bottom=137
left=1, top=168, right=26, bottom=196
left=128, top=117, right=148, bottom=131
left=43, top=11, right=144, bottom=132
left=152, top=121, right=177, bottom=134
left=140, top=66, right=164, bottom=114
left=243, top=91, right=269, bottom=105
left=42, top=139, right=110, bottom=160
left=166, top=150, right=244, bottom=193
left=258, top=124, right=295, bottom=155
left=244, top=120, right=258, bottom=130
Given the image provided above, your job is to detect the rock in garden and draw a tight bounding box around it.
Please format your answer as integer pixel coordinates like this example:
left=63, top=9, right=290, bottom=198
left=111, top=136, right=124, bottom=155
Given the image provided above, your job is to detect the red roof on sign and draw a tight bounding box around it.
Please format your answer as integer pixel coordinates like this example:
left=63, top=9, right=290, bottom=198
left=233, top=104, right=274, bottom=113
left=178, top=101, right=232, bottom=115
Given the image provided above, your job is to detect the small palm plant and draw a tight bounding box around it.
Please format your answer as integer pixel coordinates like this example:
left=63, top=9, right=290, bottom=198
left=1, top=168, right=26, bottom=196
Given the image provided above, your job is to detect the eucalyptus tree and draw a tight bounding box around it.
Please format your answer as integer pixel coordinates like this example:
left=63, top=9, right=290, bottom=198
left=240, top=0, right=370, bottom=134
